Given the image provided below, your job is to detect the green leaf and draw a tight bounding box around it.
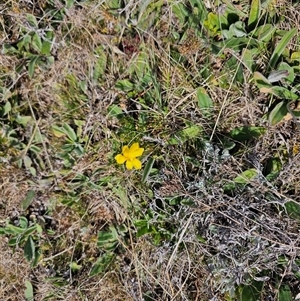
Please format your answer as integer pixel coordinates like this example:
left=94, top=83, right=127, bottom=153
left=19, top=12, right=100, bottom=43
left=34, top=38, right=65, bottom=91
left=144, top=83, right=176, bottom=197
left=196, top=87, right=213, bottom=116
left=24, top=280, right=34, bottom=301
left=230, top=126, right=266, bottom=141
left=240, top=279, right=264, bottom=301
left=262, top=86, right=298, bottom=100
left=89, top=252, right=115, bottom=277
left=3, top=101, right=12, bottom=115
left=62, top=123, right=77, bottom=141
left=115, top=79, right=134, bottom=92
left=251, top=24, right=276, bottom=42
left=234, top=168, right=258, bottom=184
left=285, top=201, right=300, bottom=220
left=248, top=0, right=261, bottom=28
left=41, top=31, right=54, bottom=55
left=23, top=225, right=37, bottom=237
left=28, top=55, right=40, bottom=78
left=19, top=217, right=28, bottom=229
left=24, top=235, right=35, bottom=262
left=108, top=104, right=123, bottom=118
left=97, top=226, right=118, bottom=250
left=242, top=48, right=258, bottom=72
left=5, top=224, right=26, bottom=235
left=16, top=115, right=32, bottom=125
left=265, top=157, right=282, bottom=181
left=142, top=157, right=155, bottom=183
left=26, top=14, right=38, bottom=27
left=277, top=62, right=295, bottom=83
left=31, top=248, right=42, bottom=267
left=172, top=2, right=189, bottom=25
left=268, top=101, right=288, bottom=125
left=291, top=52, right=300, bottom=60
left=229, top=21, right=247, bottom=37
left=21, top=190, right=35, bottom=211
left=31, top=33, right=42, bottom=53
left=268, top=28, right=297, bottom=71
left=253, top=71, right=271, bottom=89
left=279, top=285, right=292, bottom=301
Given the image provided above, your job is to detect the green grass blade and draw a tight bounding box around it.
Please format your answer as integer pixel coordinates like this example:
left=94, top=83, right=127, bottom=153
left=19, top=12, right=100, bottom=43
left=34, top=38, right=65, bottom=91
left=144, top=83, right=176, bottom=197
left=142, top=157, right=155, bottom=183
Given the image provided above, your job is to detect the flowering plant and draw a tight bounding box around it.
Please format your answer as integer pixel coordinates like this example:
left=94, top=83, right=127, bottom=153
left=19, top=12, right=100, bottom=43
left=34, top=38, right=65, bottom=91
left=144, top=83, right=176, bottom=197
left=115, top=143, right=144, bottom=170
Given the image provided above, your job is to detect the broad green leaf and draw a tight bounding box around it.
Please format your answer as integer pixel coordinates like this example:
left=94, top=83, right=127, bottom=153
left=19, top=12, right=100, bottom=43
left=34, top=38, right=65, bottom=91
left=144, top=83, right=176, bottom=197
left=3, top=101, right=11, bottom=115
left=21, top=190, right=35, bottom=210
left=97, top=226, right=118, bottom=250
left=24, top=280, right=34, bottom=301
left=23, top=225, right=37, bottom=237
left=197, top=87, right=213, bottom=115
left=63, top=123, right=77, bottom=142
left=268, top=101, right=288, bottom=125
left=285, top=201, right=300, bottom=220
left=89, top=252, right=115, bottom=277
left=242, top=48, right=258, bottom=72
left=229, top=21, right=247, bottom=37
left=2, top=44, right=18, bottom=54
left=24, top=235, right=35, bottom=262
left=269, top=28, right=297, bottom=71
left=240, top=279, right=264, bottom=301
left=23, top=155, right=33, bottom=169
left=248, top=0, right=261, bottom=28
left=19, top=217, right=28, bottom=229
left=142, top=157, right=155, bottom=183
left=270, top=86, right=298, bottom=100
left=26, top=14, right=38, bottom=27
left=41, top=31, right=54, bottom=55
left=107, top=104, right=123, bottom=117
left=277, top=62, right=295, bottom=83
left=234, top=168, right=258, bottom=184
left=31, top=33, right=42, bottom=53
left=279, top=285, right=292, bottom=301
left=251, top=24, right=276, bottom=42
left=230, top=126, right=266, bottom=141
left=265, top=157, right=282, bottom=181
left=291, top=52, right=300, bottom=60
left=51, top=125, right=66, bottom=138
left=16, top=115, right=32, bottom=125
left=253, top=71, right=271, bottom=89
left=5, top=224, right=26, bottom=235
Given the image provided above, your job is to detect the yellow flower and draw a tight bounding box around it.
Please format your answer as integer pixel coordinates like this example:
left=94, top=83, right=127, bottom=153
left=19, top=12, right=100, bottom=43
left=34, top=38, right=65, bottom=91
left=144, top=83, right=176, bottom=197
left=115, top=143, right=144, bottom=170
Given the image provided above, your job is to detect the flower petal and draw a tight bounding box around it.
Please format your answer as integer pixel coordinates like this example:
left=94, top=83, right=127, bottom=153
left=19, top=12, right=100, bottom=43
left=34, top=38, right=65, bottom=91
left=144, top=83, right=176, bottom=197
left=129, top=143, right=140, bottom=152
left=115, top=154, right=126, bottom=164
left=126, top=160, right=133, bottom=170
left=122, top=145, right=130, bottom=157
left=132, top=158, right=142, bottom=170
left=130, top=147, right=144, bottom=158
